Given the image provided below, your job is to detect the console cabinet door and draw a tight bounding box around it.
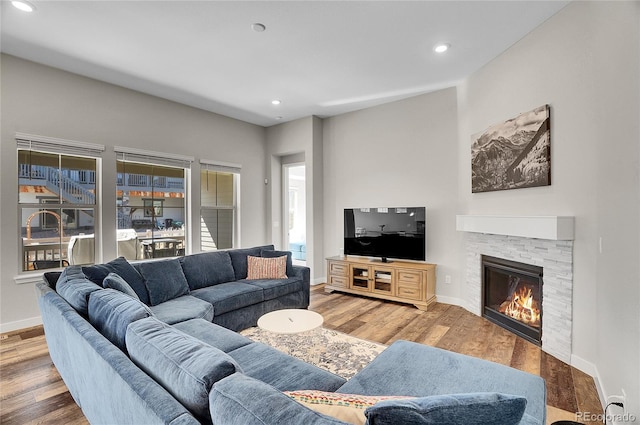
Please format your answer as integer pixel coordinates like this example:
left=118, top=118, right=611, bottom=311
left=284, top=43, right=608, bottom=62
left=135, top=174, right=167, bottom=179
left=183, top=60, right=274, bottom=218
left=350, top=265, right=372, bottom=291
left=371, top=266, right=394, bottom=296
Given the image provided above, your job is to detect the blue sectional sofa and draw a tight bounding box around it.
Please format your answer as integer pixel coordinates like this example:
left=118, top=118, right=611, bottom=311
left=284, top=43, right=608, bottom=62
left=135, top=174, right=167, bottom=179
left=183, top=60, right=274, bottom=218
left=36, top=245, right=547, bottom=425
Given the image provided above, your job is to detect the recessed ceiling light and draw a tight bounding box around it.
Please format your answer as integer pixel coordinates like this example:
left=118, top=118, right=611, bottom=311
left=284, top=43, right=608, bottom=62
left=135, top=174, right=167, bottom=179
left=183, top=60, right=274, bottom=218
left=434, top=43, right=450, bottom=53
left=271, top=99, right=281, bottom=105
left=251, top=23, right=266, bottom=32
left=12, top=0, right=35, bottom=12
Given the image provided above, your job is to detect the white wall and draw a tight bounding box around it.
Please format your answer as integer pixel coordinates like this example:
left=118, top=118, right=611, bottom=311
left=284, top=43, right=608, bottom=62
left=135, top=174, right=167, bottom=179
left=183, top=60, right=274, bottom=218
left=456, top=1, right=639, bottom=417
left=322, top=88, right=461, bottom=302
left=0, top=54, right=268, bottom=331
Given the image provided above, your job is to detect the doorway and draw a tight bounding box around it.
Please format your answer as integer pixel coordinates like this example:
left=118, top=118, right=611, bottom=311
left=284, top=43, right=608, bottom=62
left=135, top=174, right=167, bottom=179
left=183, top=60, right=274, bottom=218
left=283, top=163, right=306, bottom=266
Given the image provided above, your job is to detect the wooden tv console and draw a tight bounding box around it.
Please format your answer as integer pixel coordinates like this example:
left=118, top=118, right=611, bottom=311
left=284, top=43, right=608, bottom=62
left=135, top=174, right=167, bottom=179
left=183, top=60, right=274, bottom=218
left=325, top=256, right=436, bottom=310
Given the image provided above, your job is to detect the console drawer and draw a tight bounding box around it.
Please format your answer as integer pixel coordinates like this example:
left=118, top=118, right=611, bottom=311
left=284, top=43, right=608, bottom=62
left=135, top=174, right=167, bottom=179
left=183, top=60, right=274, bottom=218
left=397, top=285, right=423, bottom=301
left=397, top=270, right=422, bottom=287
left=329, top=262, right=349, bottom=276
left=329, top=275, right=348, bottom=288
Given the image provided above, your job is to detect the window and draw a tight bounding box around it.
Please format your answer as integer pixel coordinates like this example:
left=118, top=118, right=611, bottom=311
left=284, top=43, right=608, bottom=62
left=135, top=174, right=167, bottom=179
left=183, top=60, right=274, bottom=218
left=200, top=161, right=240, bottom=251
left=17, top=134, right=104, bottom=271
left=115, top=147, right=192, bottom=260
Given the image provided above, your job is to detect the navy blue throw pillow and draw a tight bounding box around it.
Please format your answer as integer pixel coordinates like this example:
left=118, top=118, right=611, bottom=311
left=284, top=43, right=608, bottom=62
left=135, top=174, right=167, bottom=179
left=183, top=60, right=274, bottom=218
left=82, top=257, right=149, bottom=304
left=137, top=259, right=190, bottom=306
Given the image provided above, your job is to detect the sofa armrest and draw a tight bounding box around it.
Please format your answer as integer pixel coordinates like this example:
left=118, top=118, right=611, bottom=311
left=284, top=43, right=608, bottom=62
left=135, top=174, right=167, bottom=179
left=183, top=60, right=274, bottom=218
left=291, top=265, right=311, bottom=306
left=338, top=340, right=546, bottom=424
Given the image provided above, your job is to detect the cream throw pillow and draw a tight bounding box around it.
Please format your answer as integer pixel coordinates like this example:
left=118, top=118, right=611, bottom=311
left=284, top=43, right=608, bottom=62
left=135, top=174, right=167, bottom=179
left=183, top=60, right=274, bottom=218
left=284, top=390, right=412, bottom=425
left=246, top=255, right=288, bottom=279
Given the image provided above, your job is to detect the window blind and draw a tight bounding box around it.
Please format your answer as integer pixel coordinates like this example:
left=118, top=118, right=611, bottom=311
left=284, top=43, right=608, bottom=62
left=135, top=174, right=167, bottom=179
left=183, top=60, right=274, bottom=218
left=200, top=160, right=241, bottom=174
left=16, top=133, right=105, bottom=157
left=114, top=146, right=193, bottom=169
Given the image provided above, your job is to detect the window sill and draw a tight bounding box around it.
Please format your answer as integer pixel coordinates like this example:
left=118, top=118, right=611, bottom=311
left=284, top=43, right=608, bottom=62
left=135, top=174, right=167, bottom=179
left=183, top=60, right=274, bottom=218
left=14, top=272, right=44, bottom=285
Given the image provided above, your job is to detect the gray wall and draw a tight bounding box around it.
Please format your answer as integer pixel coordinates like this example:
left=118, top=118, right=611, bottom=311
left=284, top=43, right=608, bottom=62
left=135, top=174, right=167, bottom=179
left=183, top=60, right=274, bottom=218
left=265, top=116, right=324, bottom=282
left=322, top=87, right=460, bottom=303
left=0, top=54, right=267, bottom=329
left=456, top=1, right=639, bottom=415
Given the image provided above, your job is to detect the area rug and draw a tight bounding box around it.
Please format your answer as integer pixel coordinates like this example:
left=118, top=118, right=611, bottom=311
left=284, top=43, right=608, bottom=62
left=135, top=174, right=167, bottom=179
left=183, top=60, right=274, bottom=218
left=240, top=327, right=387, bottom=379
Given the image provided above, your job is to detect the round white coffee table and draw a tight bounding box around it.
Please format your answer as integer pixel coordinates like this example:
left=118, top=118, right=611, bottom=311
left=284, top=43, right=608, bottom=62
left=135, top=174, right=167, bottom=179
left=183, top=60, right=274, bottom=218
left=257, top=309, right=324, bottom=334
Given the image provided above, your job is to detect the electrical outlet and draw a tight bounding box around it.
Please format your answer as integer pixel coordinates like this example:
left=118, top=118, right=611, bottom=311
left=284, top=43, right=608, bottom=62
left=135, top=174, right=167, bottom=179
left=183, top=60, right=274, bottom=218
left=445, top=275, right=452, bottom=284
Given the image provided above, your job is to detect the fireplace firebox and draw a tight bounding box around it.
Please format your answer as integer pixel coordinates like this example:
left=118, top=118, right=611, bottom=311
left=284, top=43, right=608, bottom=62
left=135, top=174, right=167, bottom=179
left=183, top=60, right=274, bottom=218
left=481, top=255, right=543, bottom=346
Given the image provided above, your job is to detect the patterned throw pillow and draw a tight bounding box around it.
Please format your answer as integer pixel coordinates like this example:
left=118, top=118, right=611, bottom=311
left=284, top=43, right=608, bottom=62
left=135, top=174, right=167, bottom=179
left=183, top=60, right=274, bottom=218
left=284, top=390, right=412, bottom=425
left=246, top=255, right=288, bottom=279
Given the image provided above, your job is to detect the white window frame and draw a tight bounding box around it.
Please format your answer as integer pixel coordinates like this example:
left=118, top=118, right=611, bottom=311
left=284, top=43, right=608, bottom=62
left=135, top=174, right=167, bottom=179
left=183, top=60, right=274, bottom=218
left=114, top=146, right=193, bottom=256
left=16, top=133, right=104, bottom=274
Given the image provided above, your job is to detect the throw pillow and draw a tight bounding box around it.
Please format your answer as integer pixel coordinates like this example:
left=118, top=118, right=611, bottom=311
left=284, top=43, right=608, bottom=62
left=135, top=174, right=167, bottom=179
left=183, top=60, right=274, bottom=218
left=102, top=272, right=140, bottom=300
left=261, top=248, right=294, bottom=277
left=246, top=255, right=287, bottom=279
left=82, top=257, right=149, bottom=304
left=136, top=259, right=190, bottom=306
left=285, top=390, right=413, bottom=425
left=364, top=392, right=527, bottom=425
left=228, top=245, right=274, bottom=280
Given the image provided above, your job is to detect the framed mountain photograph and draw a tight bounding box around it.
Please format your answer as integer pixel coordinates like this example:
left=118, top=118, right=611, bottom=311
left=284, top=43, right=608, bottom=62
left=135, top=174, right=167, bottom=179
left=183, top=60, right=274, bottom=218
left=471, top=105, right=550, bottom=193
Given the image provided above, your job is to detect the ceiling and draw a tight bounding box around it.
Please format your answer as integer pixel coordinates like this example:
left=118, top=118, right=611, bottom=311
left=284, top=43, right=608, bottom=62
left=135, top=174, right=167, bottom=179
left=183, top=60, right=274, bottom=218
left=1, top=1, right=569, bottom=127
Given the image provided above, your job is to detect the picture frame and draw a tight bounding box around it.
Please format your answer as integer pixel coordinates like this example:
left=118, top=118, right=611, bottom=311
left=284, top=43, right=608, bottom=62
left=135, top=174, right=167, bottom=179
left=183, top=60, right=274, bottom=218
left=471, top=105, right=551, bottom=193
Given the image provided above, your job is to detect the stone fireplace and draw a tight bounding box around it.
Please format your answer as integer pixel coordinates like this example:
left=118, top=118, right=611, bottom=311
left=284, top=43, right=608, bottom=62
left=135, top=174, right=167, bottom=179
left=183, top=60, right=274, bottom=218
left=457, top=215, right=574, bottom=363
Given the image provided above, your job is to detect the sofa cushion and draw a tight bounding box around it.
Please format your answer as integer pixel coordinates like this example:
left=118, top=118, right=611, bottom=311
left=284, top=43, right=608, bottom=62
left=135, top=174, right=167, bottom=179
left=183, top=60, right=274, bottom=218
left=240, top=277, right=304, bottom=301
left=179, top=251, right=235, bottom=290
left=364, top=393, right=527, bottom=425
left=191, top=282, right=264, bottom=316
left=285, top=390, right=412, bottom=425
left=149, top=295, right=214, bottom=324
left=82, top=257, right=149, bottom=304
left=261, top=248, right=294, bottom=277
left=228, top=245, right=274, bottom=280
left=126, top=317, right=242, bottom=423
left=102, top=272, right=140, bottom=300
left=173, top=318, right=253, bottom=353
left=227, top=342, right=346, bottom=391
left=246, top=255, right=288, bottom=279
left=137, top=259, right=190, bottom=306
left=56, top=265, right=102, bottom=316
left=87, top=288, right=153, bottom=353
left=209, top=374, right=351, bottom=425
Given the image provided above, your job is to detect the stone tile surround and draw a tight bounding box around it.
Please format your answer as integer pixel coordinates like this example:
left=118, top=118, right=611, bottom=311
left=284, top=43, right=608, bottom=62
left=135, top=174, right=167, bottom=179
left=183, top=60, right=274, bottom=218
left=463, top=232, right=573, bottom=363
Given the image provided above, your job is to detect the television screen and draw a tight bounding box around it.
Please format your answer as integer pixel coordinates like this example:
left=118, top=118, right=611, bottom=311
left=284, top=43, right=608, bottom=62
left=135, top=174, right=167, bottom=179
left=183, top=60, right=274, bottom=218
left=344, top=207, right=426, bottom=262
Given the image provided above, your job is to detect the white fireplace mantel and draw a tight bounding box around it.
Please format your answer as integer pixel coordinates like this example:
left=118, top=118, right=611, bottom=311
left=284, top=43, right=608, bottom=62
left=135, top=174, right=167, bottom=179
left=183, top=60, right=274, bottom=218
left=456, top=215, right=574, bottom=241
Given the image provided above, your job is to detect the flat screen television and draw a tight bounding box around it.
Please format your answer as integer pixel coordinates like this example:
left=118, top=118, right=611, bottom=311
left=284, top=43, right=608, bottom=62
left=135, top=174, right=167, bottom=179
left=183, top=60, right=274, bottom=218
left=344, top=207, right=426, bottom=262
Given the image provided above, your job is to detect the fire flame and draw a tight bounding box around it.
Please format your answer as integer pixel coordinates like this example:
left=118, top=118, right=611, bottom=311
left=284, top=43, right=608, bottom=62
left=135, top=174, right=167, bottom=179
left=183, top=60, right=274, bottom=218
left=499, top=287, right=540, bottom=327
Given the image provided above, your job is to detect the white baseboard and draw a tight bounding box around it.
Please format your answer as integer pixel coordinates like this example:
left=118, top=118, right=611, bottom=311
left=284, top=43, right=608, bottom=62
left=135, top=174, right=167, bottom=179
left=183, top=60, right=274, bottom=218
left=0, top=316, right=43, bottom=334
left=434, top=295, right=464, bottom=307
left=571, top=354, right=609, bottom=414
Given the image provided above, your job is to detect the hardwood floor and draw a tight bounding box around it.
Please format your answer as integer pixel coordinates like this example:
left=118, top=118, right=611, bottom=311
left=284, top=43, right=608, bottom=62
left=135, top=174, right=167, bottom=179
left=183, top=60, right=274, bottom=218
left=0, top=286, right=602, bottom=424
